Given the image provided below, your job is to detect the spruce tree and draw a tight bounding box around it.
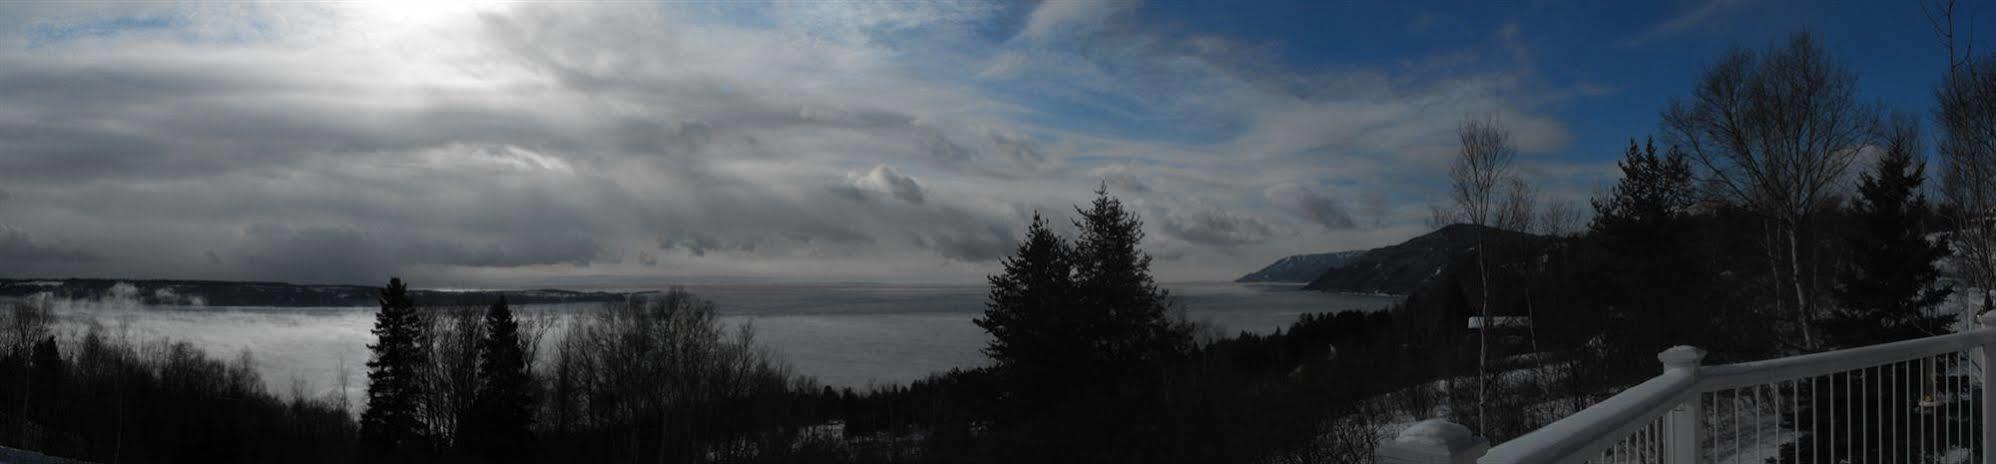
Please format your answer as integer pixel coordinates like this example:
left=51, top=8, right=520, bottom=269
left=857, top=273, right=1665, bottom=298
left=975, top=213, right=1076, bottom=378
left=1071, top=185, right=1189, bottom=369
left=1778, top=124, right=1957, bottom=464
left=1590, top=138, right=1695, bottom=248
left=361, top=278, right=429, bottom=459
left=1826, top=126, right=1954, bottom=347
left=1589, top=138, right=1704, bottom=353
left=463, top=297, right=535, bottom=463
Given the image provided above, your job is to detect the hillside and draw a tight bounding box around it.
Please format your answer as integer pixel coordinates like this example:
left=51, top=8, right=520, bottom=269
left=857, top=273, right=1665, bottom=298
left=1235, top=249, right=1370, bottom=283
left=0, top=278, right=633, bottom=307
left=1303, top=224, right=1545, bottom=295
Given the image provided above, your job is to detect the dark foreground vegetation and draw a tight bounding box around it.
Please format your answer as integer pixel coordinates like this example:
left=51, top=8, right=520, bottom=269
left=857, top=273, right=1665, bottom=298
left=1, top=22, right=1993, bottom=463
left=0, top=298, right=357, bottom=463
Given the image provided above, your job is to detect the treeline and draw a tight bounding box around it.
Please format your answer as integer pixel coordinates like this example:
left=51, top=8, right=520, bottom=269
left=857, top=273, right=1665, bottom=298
left=0, top=296, right=358, bottom=463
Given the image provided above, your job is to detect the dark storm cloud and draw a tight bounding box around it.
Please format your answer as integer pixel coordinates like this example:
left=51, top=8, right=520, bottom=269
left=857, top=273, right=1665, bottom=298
left=0, top=226, right=102, bottom=264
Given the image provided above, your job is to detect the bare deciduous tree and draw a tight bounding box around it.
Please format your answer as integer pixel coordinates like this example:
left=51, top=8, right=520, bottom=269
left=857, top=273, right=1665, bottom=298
left=1427, top=202, right=1460, bottom=230
left=418, top=305, right=486, bottom=445
left=1452, top=115, right=1518, bottom=228
left=1538, top=198, right=1582, bottom=237
left=1939, top=54, right=1996, bottom=318
left=1496, top=177, right=1538, bottom=233
left=1661, top=32, right=1876, bottom=349
left=1447, top=113, right=1518, bottom=434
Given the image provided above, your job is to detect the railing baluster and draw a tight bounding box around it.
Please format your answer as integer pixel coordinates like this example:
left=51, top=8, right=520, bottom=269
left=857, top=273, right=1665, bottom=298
left=1474, top=331, right=1996, bottom=464
left=1981, top=310, right=1994, bottom=464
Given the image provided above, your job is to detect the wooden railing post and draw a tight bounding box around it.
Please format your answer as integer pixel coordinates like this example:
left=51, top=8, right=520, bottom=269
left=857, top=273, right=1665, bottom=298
left=1377, top=419, right=1487, bottom=464
left=1980, top=312, right=1996, bottom=464
left=1658, top=346, right=1705, bottom=464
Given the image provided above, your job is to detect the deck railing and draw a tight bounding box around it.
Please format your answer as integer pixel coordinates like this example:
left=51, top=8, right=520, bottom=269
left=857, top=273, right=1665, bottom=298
left=1378, top=313, right=1996, bottom=464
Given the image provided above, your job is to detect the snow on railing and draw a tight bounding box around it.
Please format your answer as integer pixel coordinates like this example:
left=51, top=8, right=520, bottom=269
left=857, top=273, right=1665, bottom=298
left=1382, top=313, right=1996, bottom=464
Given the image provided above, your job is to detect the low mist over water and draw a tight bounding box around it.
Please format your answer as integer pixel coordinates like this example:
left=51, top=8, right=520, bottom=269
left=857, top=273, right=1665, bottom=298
left=48, top=281, right=1393, bottom=405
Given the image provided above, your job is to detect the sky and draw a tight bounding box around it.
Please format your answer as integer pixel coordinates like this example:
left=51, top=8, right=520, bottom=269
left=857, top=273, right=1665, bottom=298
left=0, top=0, right=1987, bottom=286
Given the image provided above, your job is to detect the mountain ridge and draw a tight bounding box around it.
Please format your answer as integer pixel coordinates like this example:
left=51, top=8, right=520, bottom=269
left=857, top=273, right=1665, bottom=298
left=1234, top=249, right=1370, bottom=283
left=1302, top=224, right=1545, bottom=295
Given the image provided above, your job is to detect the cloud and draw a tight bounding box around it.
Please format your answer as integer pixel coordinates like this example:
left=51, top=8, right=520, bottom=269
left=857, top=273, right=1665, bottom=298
left=0, top=2, right=1602, bottom=283
left=233, top=223, right=602, bottom=284
left=0, top=226, right=101, bottom=264
left=845, top=164, right=927, bottom=204
left=912, top=223, right=1014, bottom=262
left=1155, top=204, right=1276, bottom=247
left=1264, top=184, right=1356, bottom=231
left=1017, top=0, right=1140, bottom=42
left=988, top=129, right=1048, bottom=169
left=1622, top=0, right=1748, bottom=46
left=657, top=232, right=746, bottom=258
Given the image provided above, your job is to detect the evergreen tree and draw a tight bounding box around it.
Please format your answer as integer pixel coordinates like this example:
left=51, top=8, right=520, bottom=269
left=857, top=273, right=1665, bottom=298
left=360, top=278, right=430, bottom=459
left=974, top=212, right=1078, bottom=397
left=1826, top=124, right=1954, bottom=347
left=1589, top=138, right=1705, bottom=354
left=463, top=297, right=535, bottom=463
left=1590, top=138, right=1696, bottom=246
left=973, top=187, right=1192, bottom=461
left=1070, top=185, right=1191, bottom=370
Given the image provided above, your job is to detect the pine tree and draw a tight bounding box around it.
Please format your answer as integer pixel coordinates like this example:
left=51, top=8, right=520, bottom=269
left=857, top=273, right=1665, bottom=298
left=974, top=213, right=1077, bottom=407
left=463, top=297, right=535, bottom=463
left=1071, top=185, right=1190, bottom=369
left=360, top=278, right=430, bottom=459
left=1826, top=125, right=1954, bottom=347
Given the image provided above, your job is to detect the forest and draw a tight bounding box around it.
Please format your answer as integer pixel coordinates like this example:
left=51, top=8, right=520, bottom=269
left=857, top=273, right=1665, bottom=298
left=1, top=21, right=1995, bottom=463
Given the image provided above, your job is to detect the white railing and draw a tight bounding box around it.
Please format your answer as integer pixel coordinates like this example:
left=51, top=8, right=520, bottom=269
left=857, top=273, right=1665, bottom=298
left=1379, top=312, right=1996, bottom=464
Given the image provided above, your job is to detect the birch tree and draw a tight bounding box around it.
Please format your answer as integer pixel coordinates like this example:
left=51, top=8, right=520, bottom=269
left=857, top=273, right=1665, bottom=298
left=1939, top=56, right=1996, bottom=318
left=1449, top=113, right=1516, bottom=433
left=1661, top=32, right=1876, bottom=349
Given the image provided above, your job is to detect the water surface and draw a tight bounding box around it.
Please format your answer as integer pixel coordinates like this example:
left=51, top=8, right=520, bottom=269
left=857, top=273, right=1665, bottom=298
left=51, top=282, right=1396, bottom=404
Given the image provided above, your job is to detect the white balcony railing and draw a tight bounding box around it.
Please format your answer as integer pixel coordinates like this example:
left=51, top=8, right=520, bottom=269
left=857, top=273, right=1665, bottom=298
left=1379, top=313, right=1996, bottom=464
